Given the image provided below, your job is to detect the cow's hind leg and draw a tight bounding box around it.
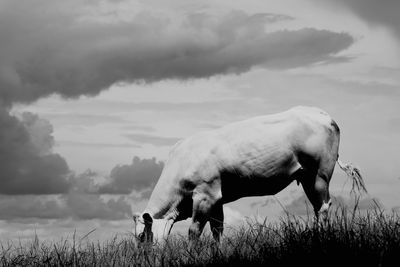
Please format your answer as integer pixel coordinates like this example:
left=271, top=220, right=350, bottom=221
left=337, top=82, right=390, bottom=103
left=209, top=202, right=224, bottom=242
left=300, top=159, right=335, bottom=224
left=302, top=173, right=332, bottom=224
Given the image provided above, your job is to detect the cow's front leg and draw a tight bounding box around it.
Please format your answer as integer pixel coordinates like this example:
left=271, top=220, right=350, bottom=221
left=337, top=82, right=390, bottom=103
left=189, top=192, right=214, bottom=241
left=209, top=202, right=224, bottom=242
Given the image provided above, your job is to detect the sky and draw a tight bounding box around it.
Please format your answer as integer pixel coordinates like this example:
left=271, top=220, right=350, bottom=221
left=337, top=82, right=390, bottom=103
left=1, top=0, right=399, bottom=243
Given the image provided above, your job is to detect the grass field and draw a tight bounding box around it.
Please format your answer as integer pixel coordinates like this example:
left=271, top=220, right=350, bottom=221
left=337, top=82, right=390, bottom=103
left=1, top=206, right=399, bottom=266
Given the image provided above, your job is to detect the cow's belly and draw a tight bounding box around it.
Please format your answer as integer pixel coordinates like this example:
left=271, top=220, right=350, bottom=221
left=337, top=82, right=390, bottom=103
left=220, top=169, right=296, bottom=204
left=218, top=143, right=301, bottom=203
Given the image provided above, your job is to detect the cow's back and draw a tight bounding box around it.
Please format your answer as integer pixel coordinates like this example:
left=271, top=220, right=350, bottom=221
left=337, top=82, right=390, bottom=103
left=164, top=106, right=338, bottom=184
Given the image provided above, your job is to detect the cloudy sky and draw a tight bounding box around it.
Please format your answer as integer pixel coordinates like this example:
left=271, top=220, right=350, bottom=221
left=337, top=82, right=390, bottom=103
left=1, top=0, right=399, bottom=242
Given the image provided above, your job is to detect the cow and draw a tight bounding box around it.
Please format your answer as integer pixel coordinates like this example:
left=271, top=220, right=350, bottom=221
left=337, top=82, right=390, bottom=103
left=134, top=106, right=366, bottom=242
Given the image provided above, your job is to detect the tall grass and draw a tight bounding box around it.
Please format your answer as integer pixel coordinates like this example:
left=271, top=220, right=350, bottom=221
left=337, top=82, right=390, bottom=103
left=1, top=206, right=399, bottom=266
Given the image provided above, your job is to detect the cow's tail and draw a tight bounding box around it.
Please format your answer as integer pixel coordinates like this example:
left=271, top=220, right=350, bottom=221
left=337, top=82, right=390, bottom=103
left=337, top=158, right=367, bottom=194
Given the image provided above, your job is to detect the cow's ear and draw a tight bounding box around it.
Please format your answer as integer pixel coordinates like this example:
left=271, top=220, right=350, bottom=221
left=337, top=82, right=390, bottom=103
left=142, top=213, right=153, bottom=224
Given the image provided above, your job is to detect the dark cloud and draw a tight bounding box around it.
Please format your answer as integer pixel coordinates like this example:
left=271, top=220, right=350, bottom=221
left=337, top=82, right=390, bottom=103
left=285, top=194, right=383, bottom=216
left=313, top=0, right=400, bottom=39
left=0, top=194, right=132, bottom=221
left=256, top=29, right=354, bottom=69
left=125, top=133, right=181, bottom=146
left=63, top=193, right=132, bottom=220
left=0, top=195, right=66, bottom=220
left=0, top=166, right=134, bottom=220
left=0, top=1, right=354, bottom=104
left=69, top=169, right=102, bottom=195
left=98, top=156, right=164, bottom=194
left=0, top=106, right=163, bottom=197
left=21, top=112, right=55, bottom=155
left=0, top=106, right=71, bottom=194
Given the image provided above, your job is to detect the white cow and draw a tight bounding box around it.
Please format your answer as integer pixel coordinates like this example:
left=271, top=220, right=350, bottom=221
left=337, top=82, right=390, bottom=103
left=135, top=106, right=366, bottom=241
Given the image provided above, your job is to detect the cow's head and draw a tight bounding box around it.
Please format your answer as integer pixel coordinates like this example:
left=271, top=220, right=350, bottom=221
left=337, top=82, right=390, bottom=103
left=133, top=212, right=153, bottom=242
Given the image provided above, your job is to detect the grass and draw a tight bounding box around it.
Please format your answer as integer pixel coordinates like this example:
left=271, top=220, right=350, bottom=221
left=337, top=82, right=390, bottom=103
left=1, top=206, right=399, bottom=266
